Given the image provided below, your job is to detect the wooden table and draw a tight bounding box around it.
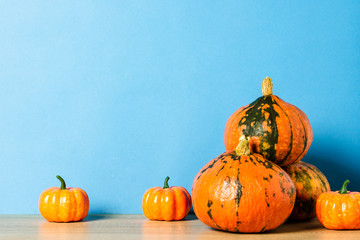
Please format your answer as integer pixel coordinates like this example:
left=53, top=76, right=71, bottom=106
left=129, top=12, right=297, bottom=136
left=0, top=215, right=359, bottom=240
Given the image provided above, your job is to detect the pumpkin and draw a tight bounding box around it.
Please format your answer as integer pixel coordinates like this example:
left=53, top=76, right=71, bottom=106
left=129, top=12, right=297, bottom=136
left=142, top=176, right=191, bottom=221
left=192, top=135, right=296, bottom=233
left=316, top=180, right=360, bottom=229
left=224, top=77, right=313, bottom=166
left=284, top=161, right=330, bottom=220
left=39, top=175, right=89, bottom=222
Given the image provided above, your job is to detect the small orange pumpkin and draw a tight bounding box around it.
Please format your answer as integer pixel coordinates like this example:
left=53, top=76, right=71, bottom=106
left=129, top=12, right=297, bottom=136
left=316, top=180, right=360, bottom=230
left=39, top=175, right=89, bottom=222
left=142, top=176, right=191, bottom=221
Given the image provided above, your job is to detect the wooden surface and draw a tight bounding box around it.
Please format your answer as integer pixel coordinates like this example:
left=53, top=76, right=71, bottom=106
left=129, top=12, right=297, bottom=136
left=0, top=214, right=359, bottom=240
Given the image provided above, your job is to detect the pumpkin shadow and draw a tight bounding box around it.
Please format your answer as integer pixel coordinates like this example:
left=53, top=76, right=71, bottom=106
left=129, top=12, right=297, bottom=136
left=189, top=207, right=195, bottom=214
left=211, top=219, right=322, bottom=235
left=182, top=214, right=198, bottom=221
left=304, top=154, right=360, bottom=191
left=302, top=134, right=360, bottom=190
left=83, top=215, right=109, bottom=222
left=196, top=220, right=323, bottom=238
left=266, top=219, right=323, bottom=234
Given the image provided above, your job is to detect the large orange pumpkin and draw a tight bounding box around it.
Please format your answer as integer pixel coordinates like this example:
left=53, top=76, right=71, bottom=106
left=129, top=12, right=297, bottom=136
left=284, top=161, right=330, bottom=220
left=192, top=136, right=296, bottom=233
left=224, top=77, right=313, bottom=166
left=39, top=175, right=89, bottom=222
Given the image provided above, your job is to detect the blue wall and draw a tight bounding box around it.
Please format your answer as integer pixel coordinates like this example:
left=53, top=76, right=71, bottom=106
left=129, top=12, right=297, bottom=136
left=1, top=1, right=359, bottom=214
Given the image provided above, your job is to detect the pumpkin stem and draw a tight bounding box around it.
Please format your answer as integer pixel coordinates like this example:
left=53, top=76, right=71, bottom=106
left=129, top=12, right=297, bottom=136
left=163, top=176, right=170, bottom=189
left=235, top=135, right=251, bottom=156
left=56, top=175, right=67, bottom=190
left=262, top=77, right=273, bottom=96
left=339, top=179, right=350, bottom=194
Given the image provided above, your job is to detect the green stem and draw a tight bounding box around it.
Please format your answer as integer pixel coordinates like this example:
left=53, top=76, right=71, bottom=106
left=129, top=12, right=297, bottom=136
left=163, top=176, right=170, bottom=189
left=56, top=175, right=66, bottom=190
left=339, top=179, right=350, bottom=194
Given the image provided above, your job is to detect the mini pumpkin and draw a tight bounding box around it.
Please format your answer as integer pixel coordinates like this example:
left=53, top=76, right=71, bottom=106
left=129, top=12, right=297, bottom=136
left=142, top=176, right=191, bottom=221
left=39, top=175, right=89, bottom=222
left=224, top=77, right=313, bottom=166
left=192, top=136, right=296, bottom=233
left=316, top=180, right=360, bottom=230
left=284, top=161, right=330, bottom=220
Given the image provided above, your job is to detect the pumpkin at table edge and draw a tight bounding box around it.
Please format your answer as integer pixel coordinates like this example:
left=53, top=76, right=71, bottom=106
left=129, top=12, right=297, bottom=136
left=316, top=180, right=360, bottom=230
left=224, top=77, right=313, bottom=166
left=39, top=175, right=89, bottom=222
left=192, top=135, right=296, bottom=233
left=142, top=176, right=191, bottom=221
left=284, top=161, right=330, bottom=221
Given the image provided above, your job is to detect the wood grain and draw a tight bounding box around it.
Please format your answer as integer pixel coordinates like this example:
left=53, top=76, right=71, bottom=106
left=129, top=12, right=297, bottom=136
left=0, top=214, right=359, bottom=240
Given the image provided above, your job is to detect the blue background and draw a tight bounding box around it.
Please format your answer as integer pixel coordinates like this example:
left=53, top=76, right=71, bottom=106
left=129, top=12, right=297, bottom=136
left=1, top=1, right=359, bottom=214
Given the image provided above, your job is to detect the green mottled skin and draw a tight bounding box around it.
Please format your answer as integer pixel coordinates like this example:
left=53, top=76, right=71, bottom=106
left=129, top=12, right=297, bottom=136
left=239, top=96, right=281, bottom=161
left=284, top=162, right=330, bottom=220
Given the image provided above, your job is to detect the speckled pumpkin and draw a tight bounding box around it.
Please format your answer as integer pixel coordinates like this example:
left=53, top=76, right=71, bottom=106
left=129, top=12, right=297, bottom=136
left=192, top=136, right=296, bottom=233
left=224, top=77, right=313, bottom=166
left=284, top=161, right=330, bottom=220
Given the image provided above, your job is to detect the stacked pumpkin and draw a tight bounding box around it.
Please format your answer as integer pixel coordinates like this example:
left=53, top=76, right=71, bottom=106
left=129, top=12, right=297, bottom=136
left=192, top=77, right=330, bottom=232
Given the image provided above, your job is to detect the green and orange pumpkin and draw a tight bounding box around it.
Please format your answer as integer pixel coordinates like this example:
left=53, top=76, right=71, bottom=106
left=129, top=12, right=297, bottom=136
left=284, top=161, right=330, bottom=220
left=192, top=136, right=296, bottom=233
left=224, top=77, right=313, bottom=166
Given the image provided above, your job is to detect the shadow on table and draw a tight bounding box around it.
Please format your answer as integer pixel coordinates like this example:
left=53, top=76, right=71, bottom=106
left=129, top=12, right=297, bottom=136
left=84, top=215, right=109, bottom=222
left=182, top=214, right=198, bottom=221
left=197, top=219, right=322, bottom=237
left=267, top=219, right=323, bottom=234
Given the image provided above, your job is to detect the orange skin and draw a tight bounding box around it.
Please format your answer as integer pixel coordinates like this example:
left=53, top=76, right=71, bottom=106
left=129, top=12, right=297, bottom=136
left=224, top=80, right=313, bottom=166
left=285, top=161, right=330, bottom=220
left=316, top=180, right=360, bottom=230
left=142, top=177, right=191, bottom=221
left=192, top=151, right=296, bottom=233
left=39, top=176, right=89, bottom=222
